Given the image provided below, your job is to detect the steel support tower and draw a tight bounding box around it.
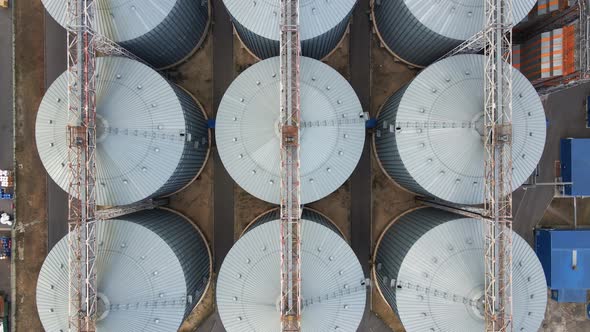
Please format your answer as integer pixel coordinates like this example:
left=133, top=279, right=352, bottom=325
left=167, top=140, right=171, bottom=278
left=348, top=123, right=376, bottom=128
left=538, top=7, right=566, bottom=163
left=279, top=0, right=302, bottom=331
left=66, top=1, right=98, bottom=331
left=65, top=1, right=141, bottom=331
left=483, top=0, right=514, bottom=329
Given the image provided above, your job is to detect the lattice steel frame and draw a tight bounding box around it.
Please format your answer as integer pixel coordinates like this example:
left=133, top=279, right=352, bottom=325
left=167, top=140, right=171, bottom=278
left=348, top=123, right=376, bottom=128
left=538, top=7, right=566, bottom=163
left=279, top=0, right=302, bottom=331
left=482, top=0, right=514, bottom=330
left=66, top=0, right=98, bottom=331
left=64, top=2, right=162, bottom=331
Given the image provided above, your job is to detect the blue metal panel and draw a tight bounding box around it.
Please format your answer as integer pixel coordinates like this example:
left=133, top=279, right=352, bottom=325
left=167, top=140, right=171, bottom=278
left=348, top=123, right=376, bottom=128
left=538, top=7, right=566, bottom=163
left=560, top=138, right=590, bottom=196
left=535, top=229, right=590, bottom=303
left=561, top=139, right=573, bottom=195
left=551, top=289, right=588, bottom=303
left=535, top=229, right=553, bottom=285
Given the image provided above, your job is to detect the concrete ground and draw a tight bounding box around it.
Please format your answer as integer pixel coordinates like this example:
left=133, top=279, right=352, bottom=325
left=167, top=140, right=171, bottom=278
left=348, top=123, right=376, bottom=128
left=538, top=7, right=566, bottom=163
left=512, top=82, right=590, bottom=246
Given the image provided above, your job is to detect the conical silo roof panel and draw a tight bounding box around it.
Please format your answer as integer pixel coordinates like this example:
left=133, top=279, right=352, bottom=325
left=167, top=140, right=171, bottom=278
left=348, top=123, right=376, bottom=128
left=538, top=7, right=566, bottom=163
left=42, top=0, right=210, bottom=68
left=372, top=0, right=535, bottom=66
left=222, top=0, right=356, bottom=59
left=216, top=57, right=365, bottom=205
left=36, top=56, right=209, bottom=206
left=375, top=54, right=546, bottom=205
left=217, top=209, right=366, bottom=332
left=374, top=208, right=547, bottom=332
left=36, top=208, right=212, bottom=332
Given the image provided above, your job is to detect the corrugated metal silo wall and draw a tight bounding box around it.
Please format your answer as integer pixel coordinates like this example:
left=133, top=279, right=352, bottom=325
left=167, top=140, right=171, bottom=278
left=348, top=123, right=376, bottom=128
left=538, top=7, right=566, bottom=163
left=374, top=208, right=458, bottom=314
left=373, top=1, right=460, bottom=67
left=375, top=85, right=429, bottom=197
left=247, top=209, right=343, bottom=238
left=126, top=209, right=211, bottom=318
left=231, top=14, right=351, bottom=60
left=120, top=0, right=210, bottom=68
left=153, top=84, right=209, bottom=198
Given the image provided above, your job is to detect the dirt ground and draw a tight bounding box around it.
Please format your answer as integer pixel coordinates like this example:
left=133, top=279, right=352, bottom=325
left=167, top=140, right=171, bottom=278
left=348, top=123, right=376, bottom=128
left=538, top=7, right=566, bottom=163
left=368, top=31, right=419, bottom=332
left=541, top=289, right=590, bottom=332
left=538, top=197, right=590, bottom=229
left=12, top=1, right=49, bottom=331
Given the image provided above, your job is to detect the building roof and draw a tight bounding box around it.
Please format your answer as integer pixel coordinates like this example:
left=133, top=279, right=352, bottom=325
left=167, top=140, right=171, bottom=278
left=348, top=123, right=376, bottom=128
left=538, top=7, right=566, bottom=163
left=535, top=229, right=590, bottom=291
left=375, top=208, right=547, bottom=332
left=216, top=56, right=365, bottom=204
left=217, top=216, right=366, bottom=332
left=42, top=0, right=177, bottom=42
left=560, top=138, right=590, bottom=196
left=36, top=210, right=212, bottom=332
left=402, top=0, right=535, bottom=40
left=222, top=0, right=356, bottom=41
left=385, top=54, right=546, bottom=204
left=36, top=56, right=193, bottom=206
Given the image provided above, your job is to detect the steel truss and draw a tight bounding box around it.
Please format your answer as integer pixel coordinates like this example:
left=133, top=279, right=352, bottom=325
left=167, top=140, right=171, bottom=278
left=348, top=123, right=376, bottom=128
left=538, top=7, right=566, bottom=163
left=65, top=1, right=145, bottom=330
left=437, top=0, right=516, bottom=330
left=279, top=0, right=302, bottom=331
left=483, top=0, right=514, bottom=329
left=66, top=0, right=97, bottom=330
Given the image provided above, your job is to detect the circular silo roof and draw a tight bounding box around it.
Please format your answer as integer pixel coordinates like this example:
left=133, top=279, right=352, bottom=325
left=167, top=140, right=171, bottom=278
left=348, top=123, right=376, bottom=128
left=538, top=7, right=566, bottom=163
left=222, top=0, right=357, bottom=41
left=217, top=216, right=366, bottom=332
left=216, top=56, right=365, bottom=204
left=36, top=214, right=209, bottom=331
left=36, top=56, right=194, bottom=206
left=403, top=0, right=535, bottom=41
left=374, top=209, right=547, bottom=332
left=42, top=0, right=177, bottom=42
left=388, top=54, right=545, bottom=205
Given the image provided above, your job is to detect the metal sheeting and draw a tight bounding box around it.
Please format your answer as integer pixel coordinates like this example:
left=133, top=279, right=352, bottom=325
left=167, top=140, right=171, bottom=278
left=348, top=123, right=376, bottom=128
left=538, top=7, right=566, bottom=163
left=36, top=56, right=209, bottom=206
left=374, top=207, right=547, bottom=332
left=42, top=0, right=210, bottom=68
left=372, top=0, right=535, bottom=66
left=246, top=209, right=343, bottom=236
left=216, top=56, right=365, bottom=205
left=36, top=208, right=212, bottom=332
left=223, top=0, right=356, bottom=59
left=374, top=54, right=546, bottom=205
left=217, top=210, right=366, bottom=332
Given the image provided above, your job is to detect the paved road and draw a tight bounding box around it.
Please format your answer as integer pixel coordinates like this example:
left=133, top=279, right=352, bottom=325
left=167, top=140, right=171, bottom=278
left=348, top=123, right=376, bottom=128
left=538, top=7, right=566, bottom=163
left=212, top=0, right=235, bottom=273
left=349, top=0, right=372, bottom=276
left=0, top=4, right=13, bottom=298
left=209, top=2, right=235, bottom=330
left=0, top=8, right=12, bottom=171
left=348, top=1, right=387, bottom=331
left=513, top=82, right=590, bottom=244
left=44, top=12, right=68, bottom=250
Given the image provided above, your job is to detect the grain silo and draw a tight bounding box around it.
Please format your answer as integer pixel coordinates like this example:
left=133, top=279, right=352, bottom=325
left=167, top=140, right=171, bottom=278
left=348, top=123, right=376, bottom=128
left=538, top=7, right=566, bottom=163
left=371, top=0, right=536, bottom=67
left=374, top=54, right=546, bottom=205
left=374, top=207, right=547, bottom=332
left=36, top=208, right=212, bottom=332
left=222, top=0, right=357, bottom=60
left=42, top=0, right=210, bottom=69
left=36, top=56, right=210, bottom=206
left=217, top=209, right=366, bottom=332
left=216, top=56, right=365, bottom=205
